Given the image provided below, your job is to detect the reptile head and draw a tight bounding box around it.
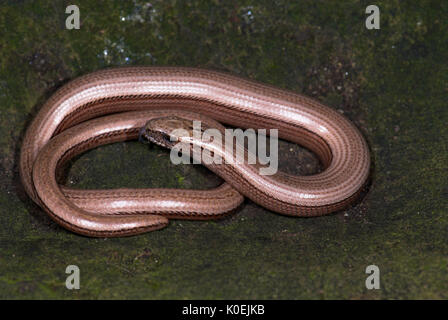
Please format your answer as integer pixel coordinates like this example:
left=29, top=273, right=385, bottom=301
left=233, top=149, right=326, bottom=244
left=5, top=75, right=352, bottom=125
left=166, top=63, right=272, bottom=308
left=140, top=116, right=196, bottom=149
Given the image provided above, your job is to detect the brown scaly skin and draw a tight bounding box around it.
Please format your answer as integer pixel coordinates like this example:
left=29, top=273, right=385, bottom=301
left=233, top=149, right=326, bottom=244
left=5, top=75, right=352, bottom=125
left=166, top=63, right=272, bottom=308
left=20, top=67, right=370, bottom=237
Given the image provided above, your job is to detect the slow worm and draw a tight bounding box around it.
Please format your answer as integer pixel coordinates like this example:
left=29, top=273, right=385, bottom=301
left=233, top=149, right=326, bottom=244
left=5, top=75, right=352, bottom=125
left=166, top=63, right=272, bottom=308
left=20, top=67, right=370, bottom=237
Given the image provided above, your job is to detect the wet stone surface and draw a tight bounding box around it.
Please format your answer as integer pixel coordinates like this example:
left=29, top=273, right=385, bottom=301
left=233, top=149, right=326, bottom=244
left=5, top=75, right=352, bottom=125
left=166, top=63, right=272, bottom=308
left=0, top=1, right=446, bottom=299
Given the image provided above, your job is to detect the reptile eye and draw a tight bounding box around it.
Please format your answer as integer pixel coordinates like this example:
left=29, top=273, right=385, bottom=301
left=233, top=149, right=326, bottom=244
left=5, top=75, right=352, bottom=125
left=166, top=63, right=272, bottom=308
left=162, top=132, right=172, bottom=143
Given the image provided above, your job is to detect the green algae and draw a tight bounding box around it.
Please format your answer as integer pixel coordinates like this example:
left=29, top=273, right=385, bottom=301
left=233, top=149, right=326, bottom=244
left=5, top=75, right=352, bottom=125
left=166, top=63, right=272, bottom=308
left=0, top=0, right=447, bottom=299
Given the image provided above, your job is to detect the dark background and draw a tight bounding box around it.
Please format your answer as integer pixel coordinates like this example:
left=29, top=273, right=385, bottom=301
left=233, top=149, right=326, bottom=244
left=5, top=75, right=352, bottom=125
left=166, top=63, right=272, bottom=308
left=0, top=0, right=446, bottom=299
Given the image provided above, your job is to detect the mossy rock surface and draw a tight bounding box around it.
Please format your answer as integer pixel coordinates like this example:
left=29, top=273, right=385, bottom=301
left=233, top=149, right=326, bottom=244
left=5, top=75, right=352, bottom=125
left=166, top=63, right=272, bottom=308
left=0, top=1, right=446, bottom=299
